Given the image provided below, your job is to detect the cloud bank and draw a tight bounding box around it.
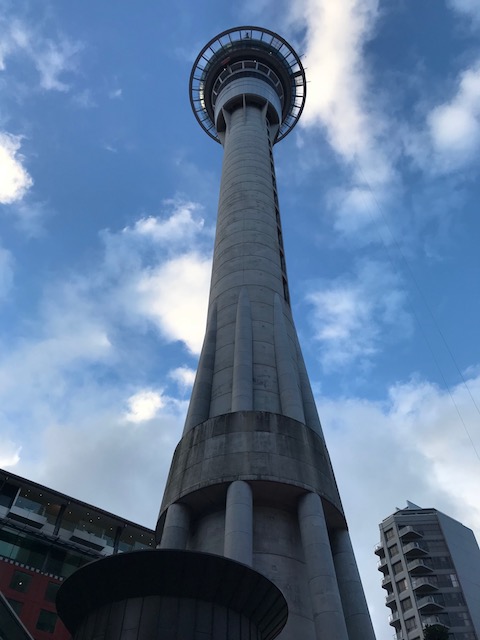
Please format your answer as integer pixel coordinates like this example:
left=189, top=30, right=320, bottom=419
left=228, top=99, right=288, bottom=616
left=0, top=132, right=33, bottom=204
left=307, top=260, right=411, bottom=369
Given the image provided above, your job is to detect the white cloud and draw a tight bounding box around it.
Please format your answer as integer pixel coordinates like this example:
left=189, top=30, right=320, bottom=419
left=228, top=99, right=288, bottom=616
left=307, top=260, right=411, bottom=368
left=0, top=16, right=81, bottom=92
left=428, top=61, right=480, bottom=169
left=132, top=201, right=205, bottom=245
left=133, top=252, right=211, bottom=354
left=98, top=200, right=212, bottom=353
left=0, top=322, right=112, bottom=411
left=109, top=88, right=122, bottom=99
left=292, top=1, right=392, bottom=181
left=169, top=366, right=196, bottom=389
left=0, top=199, right=210, bottom=450
left=388, top=377, right=480, bottom=523
left=125, top=389, right=165, bottom=423
left=14, top=398, right=186, bottom=526
left=34, top=37, right=81, bottom=91
left=0, top=132, right=33, bottom=204
left=327, top=184, right=380, bottom=236
left=447, top=0, right=480, bottom=20
left=244, top=0, right=396, bottom=234
left=290, top=0, right=379, bottom=157
left=0, top=437, right=21, bottom=467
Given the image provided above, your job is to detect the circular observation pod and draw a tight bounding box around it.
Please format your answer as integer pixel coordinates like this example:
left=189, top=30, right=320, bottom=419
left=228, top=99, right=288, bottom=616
left=189, top=26, right=306, bottom=144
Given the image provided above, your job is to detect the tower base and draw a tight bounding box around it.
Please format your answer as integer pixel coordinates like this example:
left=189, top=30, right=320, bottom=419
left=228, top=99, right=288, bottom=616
left=56, top=549, right=288, bottom=640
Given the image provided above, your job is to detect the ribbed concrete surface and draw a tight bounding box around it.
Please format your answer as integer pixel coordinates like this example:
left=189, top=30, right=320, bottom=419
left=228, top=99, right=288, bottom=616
left=184, top=104, right=321, bottom=435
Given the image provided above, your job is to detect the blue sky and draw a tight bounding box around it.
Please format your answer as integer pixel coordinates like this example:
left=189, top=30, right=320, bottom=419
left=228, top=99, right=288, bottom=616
left=1, top=0, right=480, bottom=637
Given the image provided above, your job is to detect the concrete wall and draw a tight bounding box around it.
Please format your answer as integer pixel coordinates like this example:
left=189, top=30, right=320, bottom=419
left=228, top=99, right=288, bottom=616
left=160, top=412, right=344, bottom=519
left=437, top=511, right=480, bottom=635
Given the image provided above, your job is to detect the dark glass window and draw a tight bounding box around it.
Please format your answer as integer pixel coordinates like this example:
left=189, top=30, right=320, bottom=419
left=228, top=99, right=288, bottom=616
left=44, top=547, right=66, bottom=575
left=36, top=610, right=57, bottom=633
left=62, top=551, right=87, bottom=578
left=389, top=543, right=399, bottom=557
left=14, top=537, right=46, bottom=570
left=392, top=561, right=403, bottom=575
left=0, top=528, right=17, bottom=559
left=443, top=592, right=464, bottom=606
left=431, top=556, right=452, bottom=569
left=396, top=578, right=407, bottom=593
left=0, top=528, right=48, bottom=570
left=427, top=540, right=447, bottom=552
left=450, top=612, right=471, bottom=627
left=405, top=617, right=416, bottom=631
left=6, top=598, right=23, bottom=614
left=401, top=596, right=412, bottom=612
left=385, top=528, right=395, bottom=540
left=10, top=570, right=32, bottom=593
left=0, top=482, right=17, bottom=508
left=44, top=582, right=60, bottom=603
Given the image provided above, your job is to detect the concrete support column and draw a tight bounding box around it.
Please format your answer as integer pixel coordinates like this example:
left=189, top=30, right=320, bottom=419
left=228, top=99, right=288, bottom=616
left=231, top=288, right=253, bottom=412
left=298, top=493, right=349, bottom=640
left=331, top=528, right=377, bottom=640
left=159, top=503, right=190, bottom=550
left=184, top=303, right=217, bottom=433
left=273, top=293, right=305, bottom=423
left=224, top=480, right=253, bottom=566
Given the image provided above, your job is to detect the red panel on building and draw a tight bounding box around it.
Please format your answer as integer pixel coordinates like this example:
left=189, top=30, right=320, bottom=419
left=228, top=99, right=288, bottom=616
left=0, top=558, right=70, bottom=640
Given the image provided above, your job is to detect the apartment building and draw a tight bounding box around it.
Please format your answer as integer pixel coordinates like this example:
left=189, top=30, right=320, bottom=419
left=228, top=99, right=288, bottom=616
left=376, top=502, right=480, bottom=640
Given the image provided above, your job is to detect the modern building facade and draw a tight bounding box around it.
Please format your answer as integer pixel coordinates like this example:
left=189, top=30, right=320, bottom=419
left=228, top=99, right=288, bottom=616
left=376, top=501, right=480, bottom=640
left=55, top=26, right=376, bottom=640
left=0, top=468, right=155, bottom=640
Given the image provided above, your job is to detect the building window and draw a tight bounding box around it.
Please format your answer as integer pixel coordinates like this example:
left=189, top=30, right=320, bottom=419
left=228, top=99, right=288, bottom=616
left=405, top=617, right=417, bottom=631
left=6, top=598, right=23, bottom=614
left=450, top=612, right=472, bottom=627
left=444, top=592, right=465, bottom=606
left=282, top=276, right=289, bottom=303
left=0, top=482, right=17, bottom=508
left=44, top=581, right=60, bottom=603
left=401, top=596, right=412, bottom=612
left=385, top=528, right=395, bottom=540
left=432, top=556, right=452, bottom=569
left=392, top=561, right=403, bottom=575
left=449, top=573, right=459, bottom=587
left=9, top=570, right=32, bottom=593
left=389, top=543, right=399, bottom=557
left=427, top=540, right=447, bottom=552
left=396, top=578, right=407, bottom=593
left=36, top=610, right=57, bottom=633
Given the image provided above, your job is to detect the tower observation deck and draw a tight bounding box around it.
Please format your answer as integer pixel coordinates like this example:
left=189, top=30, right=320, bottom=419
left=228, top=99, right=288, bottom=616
left=57, top=27, right=377, bottom=640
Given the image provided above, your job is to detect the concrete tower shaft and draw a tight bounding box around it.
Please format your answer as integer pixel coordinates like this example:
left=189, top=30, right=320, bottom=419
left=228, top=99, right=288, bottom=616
left=156, top=27, right=377, bottom=640
left=184, top=104, right=318, bottom=429
left=185, top=26, right=312, bottom=431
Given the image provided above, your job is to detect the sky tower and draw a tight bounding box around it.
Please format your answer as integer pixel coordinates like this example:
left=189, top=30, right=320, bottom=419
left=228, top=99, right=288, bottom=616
left=57, top=26, right=377, bottom=640
left=156, top=26, right=377, bottom=640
